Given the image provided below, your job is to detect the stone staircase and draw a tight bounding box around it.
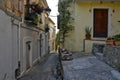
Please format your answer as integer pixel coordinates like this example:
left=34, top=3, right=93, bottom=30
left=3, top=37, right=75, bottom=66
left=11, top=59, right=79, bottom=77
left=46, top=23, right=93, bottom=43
left=92, top=43, right=105, bottom=61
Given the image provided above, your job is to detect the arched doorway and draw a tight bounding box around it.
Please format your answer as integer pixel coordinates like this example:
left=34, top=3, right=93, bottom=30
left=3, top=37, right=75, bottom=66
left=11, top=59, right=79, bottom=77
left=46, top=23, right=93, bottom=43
left=26, top=41, right=31, bottom=70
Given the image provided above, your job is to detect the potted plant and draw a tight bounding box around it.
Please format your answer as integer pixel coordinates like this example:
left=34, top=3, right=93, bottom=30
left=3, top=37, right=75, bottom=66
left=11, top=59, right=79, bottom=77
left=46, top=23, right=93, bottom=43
left=85, top=26, right=92, bottom=40
left=114, top=34, right=120, bottom=46
left=106, top=36, right=114, bottom=45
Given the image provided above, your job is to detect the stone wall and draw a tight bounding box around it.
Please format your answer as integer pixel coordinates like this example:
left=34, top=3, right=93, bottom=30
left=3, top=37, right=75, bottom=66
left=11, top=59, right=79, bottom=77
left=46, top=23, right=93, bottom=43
left=92, top=43, right=120, bottom=71
left=92, top=43, right=105, bottom=54
left=103, top=45, right=120, bottom=70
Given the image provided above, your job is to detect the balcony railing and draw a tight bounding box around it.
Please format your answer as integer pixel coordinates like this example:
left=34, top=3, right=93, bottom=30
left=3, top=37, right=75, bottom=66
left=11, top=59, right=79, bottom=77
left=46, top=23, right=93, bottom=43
left=24, top=3, right=43, bottom=25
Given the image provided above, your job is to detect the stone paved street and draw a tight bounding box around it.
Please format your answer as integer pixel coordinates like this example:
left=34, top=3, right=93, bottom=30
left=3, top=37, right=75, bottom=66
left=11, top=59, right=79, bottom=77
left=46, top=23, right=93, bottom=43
left=19, top=52, right=120, bottom=80
left=19, top=53, right=58, bottom=80
left=62, top=53, right=118, bottom=80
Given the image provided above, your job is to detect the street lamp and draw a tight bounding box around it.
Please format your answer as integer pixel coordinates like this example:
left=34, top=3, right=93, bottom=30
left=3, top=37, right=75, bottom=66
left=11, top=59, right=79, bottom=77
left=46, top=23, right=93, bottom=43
left=44, top=7, right=51, bottom=13
left=30, top=4, right=51, bottom=14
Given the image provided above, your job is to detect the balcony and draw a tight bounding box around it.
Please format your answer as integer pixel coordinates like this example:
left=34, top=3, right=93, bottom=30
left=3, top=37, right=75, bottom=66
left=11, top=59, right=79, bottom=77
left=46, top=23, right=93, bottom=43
left=24, top=3, right=43, bottom=25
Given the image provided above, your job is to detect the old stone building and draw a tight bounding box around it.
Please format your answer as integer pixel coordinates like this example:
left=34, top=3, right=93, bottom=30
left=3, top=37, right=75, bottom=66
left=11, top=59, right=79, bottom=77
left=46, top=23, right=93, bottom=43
left=0, top=0, right=54, bottom=80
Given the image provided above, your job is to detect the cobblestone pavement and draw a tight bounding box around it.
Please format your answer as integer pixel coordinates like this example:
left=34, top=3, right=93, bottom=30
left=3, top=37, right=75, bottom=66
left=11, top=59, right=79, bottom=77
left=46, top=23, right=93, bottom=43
left=19, top=53, right=58, bottom=80
left=62, top=52, right=117, bottom=80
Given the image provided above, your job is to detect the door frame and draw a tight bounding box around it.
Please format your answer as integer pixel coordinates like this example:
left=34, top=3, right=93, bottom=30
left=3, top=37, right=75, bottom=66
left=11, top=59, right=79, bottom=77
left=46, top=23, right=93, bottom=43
left=23, top=37, right=33, bottom=72
left=26, top=41, right=31, bottom=70
left=92, top=7, right=111, bottom=40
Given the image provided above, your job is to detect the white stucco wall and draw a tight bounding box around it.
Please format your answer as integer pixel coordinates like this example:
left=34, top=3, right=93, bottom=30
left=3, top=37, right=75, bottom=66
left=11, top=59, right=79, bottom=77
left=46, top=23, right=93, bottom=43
left=20, top=23, right=40, bottom=73
left=0, top=10, right=18, bottom=80
left=40, top=31, right=46, bottom=57
left=0, top=9, right=43, bottom=79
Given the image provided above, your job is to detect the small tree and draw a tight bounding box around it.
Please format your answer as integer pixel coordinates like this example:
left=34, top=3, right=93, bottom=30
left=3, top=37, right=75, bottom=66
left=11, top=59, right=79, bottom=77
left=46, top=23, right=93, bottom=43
left=58, top=0, right=74, bottom=47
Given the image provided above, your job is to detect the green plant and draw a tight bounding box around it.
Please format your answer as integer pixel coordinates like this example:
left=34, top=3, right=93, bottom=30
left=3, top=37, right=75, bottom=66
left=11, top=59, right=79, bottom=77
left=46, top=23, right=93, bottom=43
left=58, top=0, right=74, bottom=47
left=114, top=34, right=120, bottom=41
left=107, top=36, right=114, bottom=40
left=33, top=17, right=39, bottom=25
left=85, top=26, right=92, bottom=35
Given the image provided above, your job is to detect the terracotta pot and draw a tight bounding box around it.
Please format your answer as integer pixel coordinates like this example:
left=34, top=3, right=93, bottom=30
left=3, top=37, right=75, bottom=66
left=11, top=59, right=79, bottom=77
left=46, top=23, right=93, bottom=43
left=85, top=34, right=91, bottom=40
left=106, top=40, right=114, bottom=45
left=115, top=41, right=120, bottom=46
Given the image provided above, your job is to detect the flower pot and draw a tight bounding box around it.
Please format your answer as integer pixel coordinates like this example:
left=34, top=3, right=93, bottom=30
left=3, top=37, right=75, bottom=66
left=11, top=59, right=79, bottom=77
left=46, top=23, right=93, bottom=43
left=85, top=34, right=91, bottom=40
left=115, top=41, right=120, bottom=46
left=106, top=40, right=114, bottom=45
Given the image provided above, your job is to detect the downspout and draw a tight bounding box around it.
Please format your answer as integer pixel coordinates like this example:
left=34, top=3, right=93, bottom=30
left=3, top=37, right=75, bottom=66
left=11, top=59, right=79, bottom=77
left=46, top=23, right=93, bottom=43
left=18, top=15, right=24, bottom=76
left=10, top=16, right=23, bottom=79
left=18, top=22, right=21, bottom=63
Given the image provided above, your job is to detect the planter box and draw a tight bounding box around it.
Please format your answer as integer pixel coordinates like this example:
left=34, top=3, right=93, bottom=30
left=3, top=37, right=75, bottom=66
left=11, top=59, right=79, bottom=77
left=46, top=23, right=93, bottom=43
left=106, top=40, right=114, bottom=45
left=85, top=34, right=91, bottom=40
left=115, top=41, right=120, bottom=46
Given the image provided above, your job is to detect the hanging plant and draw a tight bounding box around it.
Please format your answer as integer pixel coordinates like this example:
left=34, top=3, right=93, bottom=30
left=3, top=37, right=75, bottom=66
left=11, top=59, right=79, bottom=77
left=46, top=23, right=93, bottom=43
left=31, top=3, right=44, bottom=14
left=25, top=2, right=44, bottom=14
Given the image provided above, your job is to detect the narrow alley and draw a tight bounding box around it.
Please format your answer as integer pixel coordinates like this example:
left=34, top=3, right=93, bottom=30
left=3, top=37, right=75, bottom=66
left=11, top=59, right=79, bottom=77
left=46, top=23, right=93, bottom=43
left=63, top=53, right=118, bottom=80
left=19, top=52, right=119, bottom=80
left=1, top=0, right=120, bottom=80
left=19, top=53, right=58, bottom=80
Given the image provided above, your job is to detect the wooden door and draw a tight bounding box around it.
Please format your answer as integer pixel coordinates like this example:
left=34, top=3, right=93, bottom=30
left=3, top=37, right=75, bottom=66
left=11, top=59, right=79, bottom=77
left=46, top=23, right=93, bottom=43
left=93, top=9, right=108, bottom=38
left=26, top=42, right=31, bottom=70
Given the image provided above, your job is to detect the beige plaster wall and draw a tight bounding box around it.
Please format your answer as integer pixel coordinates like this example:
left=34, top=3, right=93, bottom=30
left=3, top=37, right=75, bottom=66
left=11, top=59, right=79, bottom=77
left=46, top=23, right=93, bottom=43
left=64, top=2, right=120, bottom=52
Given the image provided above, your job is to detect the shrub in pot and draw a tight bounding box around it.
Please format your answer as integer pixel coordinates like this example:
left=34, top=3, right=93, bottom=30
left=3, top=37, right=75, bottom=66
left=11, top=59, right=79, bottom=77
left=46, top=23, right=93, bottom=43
left=85, top=26, right=92, bottom=40
left=106, top=37, right=114, bottom=45
left=114, top=34, right=120, bottom=46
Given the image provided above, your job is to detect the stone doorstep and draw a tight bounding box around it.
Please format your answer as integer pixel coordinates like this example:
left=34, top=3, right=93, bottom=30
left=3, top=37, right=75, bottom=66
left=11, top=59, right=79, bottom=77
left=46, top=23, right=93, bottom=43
left=111, top=70, right=120, bottom=80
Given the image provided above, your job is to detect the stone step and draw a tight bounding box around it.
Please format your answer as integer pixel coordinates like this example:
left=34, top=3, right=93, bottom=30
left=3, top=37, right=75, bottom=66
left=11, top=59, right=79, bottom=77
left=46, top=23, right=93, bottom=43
left=95, top=52, right=104, bottom=61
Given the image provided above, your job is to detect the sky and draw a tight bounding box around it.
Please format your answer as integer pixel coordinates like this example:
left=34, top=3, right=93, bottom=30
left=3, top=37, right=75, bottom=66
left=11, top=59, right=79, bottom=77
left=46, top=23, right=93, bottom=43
left=46, top=0, right=59, bottom=32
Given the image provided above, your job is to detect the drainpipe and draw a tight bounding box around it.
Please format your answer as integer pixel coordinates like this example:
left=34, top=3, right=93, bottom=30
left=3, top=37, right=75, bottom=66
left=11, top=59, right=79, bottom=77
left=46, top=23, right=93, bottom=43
left=10, top=16, right=23, bottom=79
left=18, top=22, right=21, bottom=62
left=18, top=15, right=24, bottom=74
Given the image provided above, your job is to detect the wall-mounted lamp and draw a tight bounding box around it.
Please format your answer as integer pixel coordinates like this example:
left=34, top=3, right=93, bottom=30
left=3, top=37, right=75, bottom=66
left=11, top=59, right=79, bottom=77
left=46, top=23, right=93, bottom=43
left=100, top=1, right=103, bottom=4
left=118, top=21, right=120, bottom=22
left=112, top=9, right=115, bottom=13
left=89, top=2, right=92, bottom=13
left=89, top=9, right=91, bottom=13
left=44, top=7, right=51, bottom=13
left=31, top=4, right=51, bottom=14
left=111, top=1, right=115, bottom=13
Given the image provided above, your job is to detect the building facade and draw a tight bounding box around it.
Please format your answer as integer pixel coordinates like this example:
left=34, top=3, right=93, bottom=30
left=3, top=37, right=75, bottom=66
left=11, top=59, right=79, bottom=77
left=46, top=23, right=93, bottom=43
left=48, top=18, right=56, bottom=53
left=59, top=0, right=120, bottom=52
left=0, top=0, right=52, bottom=80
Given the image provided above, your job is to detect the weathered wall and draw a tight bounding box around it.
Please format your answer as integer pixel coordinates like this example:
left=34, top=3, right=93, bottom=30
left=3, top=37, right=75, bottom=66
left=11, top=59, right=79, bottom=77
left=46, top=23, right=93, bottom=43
left=48, top=21, right=56, bottom=52
left=20, top=23, right=40, bottom=73
left=0, top=10, right=18, bottom=80
left=65, top=2, right=120, bottom=52
left=0, top=10, right=42, bottom=78
left=104, top=45, right=120, bottom=69
left=40, top=31, right=46, bottom=57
